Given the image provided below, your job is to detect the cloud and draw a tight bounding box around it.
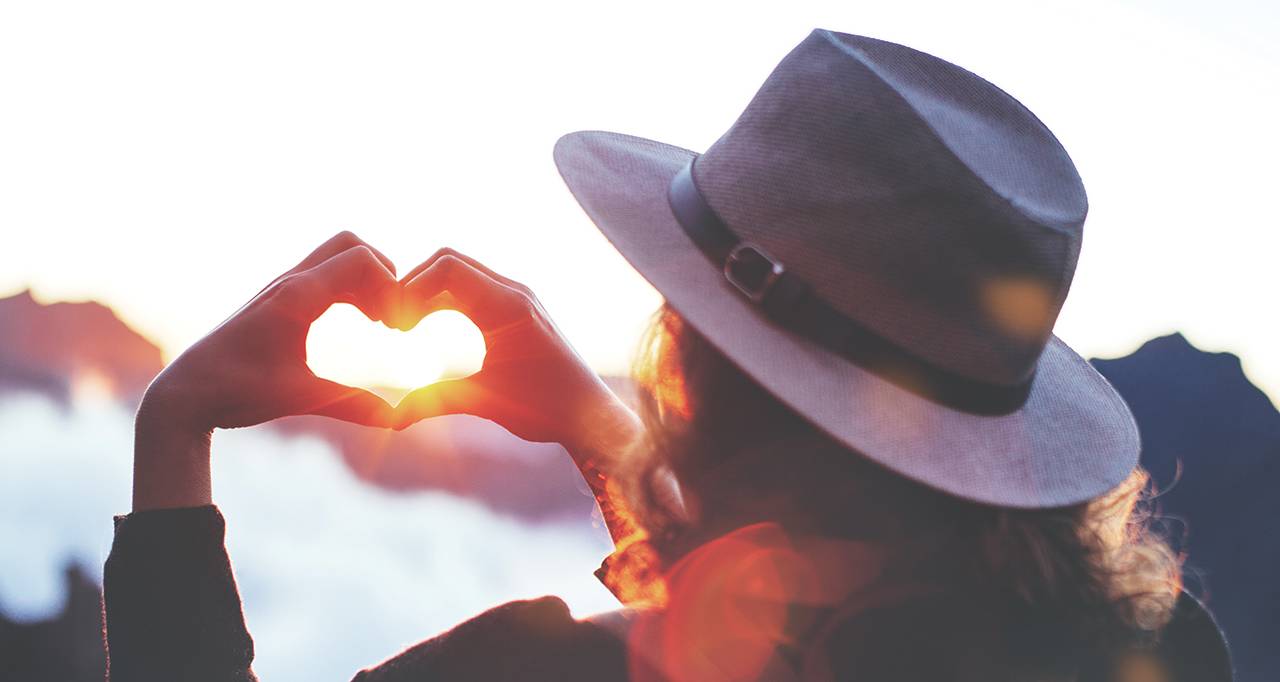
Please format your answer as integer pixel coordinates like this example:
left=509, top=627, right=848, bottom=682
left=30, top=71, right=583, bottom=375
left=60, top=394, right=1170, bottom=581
left=0, top=392, right=620, bottom=680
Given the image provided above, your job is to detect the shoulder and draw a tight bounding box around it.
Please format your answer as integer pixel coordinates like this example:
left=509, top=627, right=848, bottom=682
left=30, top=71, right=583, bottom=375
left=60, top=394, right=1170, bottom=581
left=352, top=597, right=629, bottom=682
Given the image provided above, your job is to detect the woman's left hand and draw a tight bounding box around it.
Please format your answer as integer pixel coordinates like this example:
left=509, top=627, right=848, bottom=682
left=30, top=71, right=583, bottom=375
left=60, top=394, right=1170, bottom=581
left=133, top=232, right=401, bottom=510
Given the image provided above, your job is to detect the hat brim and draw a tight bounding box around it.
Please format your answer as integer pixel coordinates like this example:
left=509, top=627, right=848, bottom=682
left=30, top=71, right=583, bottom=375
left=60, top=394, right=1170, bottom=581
left=554, top=130, right=1139, bottom=508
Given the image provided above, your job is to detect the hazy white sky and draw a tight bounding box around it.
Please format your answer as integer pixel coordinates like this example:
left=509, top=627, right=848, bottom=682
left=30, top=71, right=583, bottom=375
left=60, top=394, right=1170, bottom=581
left=1, top=0, right=1277, bottom=396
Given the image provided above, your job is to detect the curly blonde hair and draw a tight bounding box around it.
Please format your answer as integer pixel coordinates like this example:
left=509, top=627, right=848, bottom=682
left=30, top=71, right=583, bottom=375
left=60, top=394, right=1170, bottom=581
left=620, top=306, right=1182, bottom=676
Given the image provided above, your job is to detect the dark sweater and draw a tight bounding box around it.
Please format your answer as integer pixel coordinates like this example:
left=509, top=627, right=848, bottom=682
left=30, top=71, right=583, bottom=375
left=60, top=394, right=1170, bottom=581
left=102, top=506, right=628, bottom=681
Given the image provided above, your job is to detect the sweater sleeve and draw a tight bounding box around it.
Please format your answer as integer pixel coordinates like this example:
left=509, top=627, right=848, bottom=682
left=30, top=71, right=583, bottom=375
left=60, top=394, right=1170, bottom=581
left=103, top=505, right=258, bottom=682
left=352, top=596, right=629, bottom=682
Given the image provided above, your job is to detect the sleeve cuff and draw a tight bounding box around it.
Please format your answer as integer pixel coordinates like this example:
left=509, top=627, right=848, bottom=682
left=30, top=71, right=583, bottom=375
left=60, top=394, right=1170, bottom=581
left=112, top=504, right=227, bottom=548
left=104, top=505, right=257, bottom=681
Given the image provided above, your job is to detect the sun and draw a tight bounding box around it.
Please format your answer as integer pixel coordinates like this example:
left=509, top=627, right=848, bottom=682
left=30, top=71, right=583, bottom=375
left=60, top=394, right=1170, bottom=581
left=305, top=305, right=485, bottom=394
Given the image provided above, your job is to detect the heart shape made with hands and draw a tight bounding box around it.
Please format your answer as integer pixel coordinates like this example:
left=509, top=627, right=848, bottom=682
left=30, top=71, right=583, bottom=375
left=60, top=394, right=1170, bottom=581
left=305, top=303, right=485, bottom=404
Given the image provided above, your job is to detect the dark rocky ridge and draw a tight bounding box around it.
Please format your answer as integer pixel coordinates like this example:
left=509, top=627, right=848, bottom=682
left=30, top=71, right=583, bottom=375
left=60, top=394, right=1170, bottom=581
left=0, top=566, right=105, bottom=681
left=1093, top=333, right=1279, bottom=682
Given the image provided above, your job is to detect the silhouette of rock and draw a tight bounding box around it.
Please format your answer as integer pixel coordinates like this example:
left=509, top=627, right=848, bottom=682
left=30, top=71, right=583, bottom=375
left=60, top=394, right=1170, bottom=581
left=0, top=290, right=163, bottom=405
left=1093, top=333, right=1279, bottom=682
left=0, top=564, right=105, bottom=681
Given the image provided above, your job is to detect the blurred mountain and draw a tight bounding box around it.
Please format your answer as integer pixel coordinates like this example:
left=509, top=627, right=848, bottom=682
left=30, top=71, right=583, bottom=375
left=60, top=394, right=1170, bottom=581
left=270, top=375, right=641, bottom=520
left=1093, top=333, right=1280, bottom=682
left=272, top=415, right=597, bottom=520
left=0, top=290, right=163, bottom=404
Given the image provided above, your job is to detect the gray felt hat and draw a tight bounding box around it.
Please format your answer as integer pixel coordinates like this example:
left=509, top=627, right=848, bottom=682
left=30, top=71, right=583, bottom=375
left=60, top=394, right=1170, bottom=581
left=554, top=29, right=1139, bottom=508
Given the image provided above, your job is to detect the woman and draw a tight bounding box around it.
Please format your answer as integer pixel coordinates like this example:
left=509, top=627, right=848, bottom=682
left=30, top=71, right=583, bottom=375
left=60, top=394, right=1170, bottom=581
left=103, top=30, right=1208, bottom=681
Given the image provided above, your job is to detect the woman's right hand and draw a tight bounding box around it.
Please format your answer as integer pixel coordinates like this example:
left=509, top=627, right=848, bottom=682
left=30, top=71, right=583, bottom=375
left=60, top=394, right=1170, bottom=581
left=394, top=249, right=641, bottom=460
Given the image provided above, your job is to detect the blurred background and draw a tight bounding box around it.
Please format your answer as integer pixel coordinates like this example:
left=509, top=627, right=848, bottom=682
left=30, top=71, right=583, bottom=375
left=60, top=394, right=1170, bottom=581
left=0, top=1, right=1276, bottom=680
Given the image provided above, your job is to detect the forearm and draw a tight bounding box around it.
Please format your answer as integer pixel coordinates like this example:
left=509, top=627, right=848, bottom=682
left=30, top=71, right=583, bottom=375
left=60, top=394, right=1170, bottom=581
left=562, top=396, right=646, bottom=549
left=105, top=396, right=259, bottom=680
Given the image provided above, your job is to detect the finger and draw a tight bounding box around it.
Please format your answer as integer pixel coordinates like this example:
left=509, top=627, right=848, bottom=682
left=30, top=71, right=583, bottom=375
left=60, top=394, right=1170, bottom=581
left=393, top=377, right=487, bottom=430
left=250, top=231, right=398, bottom=304
left=400, top=247, right=530, bottom=295
left=291, top=231, right=397, bottom=278
left=281, top=245, right=400, bottom=323
left=301, top=378, right=396, bottom=428
left=399, top=254, right=527, bottom=330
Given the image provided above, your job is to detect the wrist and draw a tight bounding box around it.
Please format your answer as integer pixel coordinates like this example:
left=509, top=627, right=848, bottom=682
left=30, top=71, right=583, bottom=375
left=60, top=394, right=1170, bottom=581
left=137, top=367, right=211, bottom=432
left=135, top=404, right=212, bottom=459
left=133, top=389, right=215, bottom=512
left=564, top=391, right=643, bottom=463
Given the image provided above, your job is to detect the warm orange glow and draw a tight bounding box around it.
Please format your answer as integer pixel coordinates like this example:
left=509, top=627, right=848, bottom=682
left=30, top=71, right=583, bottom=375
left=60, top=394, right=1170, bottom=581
left=306, top=305, right=484, bottom=392
left=624, top=523, right=890, bottom=682
left=1110, top=652, right=1172, bottom=682
left=597, top=476, right=669, bottom=608
left=70, top=368, right=117, bottom=404
left=633, top=316, right=694, bottom=421
left=982, top=276, right=1057, bottom=341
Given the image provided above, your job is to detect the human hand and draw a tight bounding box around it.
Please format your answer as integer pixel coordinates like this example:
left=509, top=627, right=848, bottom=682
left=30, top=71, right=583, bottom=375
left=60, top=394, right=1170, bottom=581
left=133, top=232, right=400, bottom=510
left=394, top=248, right=640, bottom=458
left=140, top=231, right=402, bottom=434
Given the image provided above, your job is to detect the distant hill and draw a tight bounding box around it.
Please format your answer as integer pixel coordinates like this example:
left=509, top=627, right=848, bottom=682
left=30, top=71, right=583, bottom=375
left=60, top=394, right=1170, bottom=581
left=268, top=375, right=641, bottom=521
left=0, top=565, right=104, bottom=682
left=1094, top=333, right=1280, bottom=682
left=272, top=414, right=597, bottom=520
left=0, top=290, right=163, bottom=404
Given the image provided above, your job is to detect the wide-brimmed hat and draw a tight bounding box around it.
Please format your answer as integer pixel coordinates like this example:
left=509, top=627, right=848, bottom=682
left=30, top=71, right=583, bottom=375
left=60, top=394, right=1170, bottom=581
left=554, top=29, right=1139, bottom=508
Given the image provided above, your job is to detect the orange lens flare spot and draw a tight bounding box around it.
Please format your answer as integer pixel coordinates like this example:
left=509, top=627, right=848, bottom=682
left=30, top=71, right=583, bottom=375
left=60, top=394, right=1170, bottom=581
left=623, top=524, right=890, bottom=682
left=981, top=276, right=1057, bottom=342
left=634, top=547, right=788, bottom=680
left=1110, top=651, right=1173, bottom=682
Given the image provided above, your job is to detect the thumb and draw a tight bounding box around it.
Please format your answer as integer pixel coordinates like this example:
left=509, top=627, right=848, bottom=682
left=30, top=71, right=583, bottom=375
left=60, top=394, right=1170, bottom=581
left=393, top=377, right=488, bottom=430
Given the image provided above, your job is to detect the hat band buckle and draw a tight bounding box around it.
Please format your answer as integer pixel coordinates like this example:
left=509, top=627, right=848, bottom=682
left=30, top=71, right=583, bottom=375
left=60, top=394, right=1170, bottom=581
left=724, top=242, right=786, bottom=304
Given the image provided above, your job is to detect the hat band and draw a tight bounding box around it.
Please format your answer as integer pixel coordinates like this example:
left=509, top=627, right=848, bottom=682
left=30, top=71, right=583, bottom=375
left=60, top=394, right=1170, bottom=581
left=667, top=160, right=1033, bottom=416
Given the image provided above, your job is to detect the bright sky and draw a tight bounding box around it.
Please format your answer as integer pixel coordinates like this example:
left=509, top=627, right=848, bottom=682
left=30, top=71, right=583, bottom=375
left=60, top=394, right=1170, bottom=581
left=2, top=0, right=1277, bottom=396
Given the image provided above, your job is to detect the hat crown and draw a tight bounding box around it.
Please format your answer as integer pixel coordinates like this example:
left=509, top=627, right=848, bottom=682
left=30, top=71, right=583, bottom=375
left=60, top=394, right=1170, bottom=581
left=693, top=30, right=1088, bottom=386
